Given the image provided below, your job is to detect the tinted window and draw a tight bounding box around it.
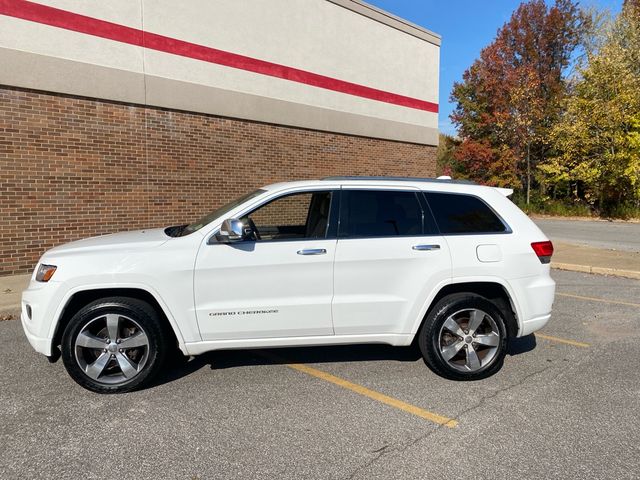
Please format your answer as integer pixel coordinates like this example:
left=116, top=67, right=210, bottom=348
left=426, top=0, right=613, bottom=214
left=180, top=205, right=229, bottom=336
left=242, top=191, right=332, bottom=241
left=339, top=190, right=424, bottom=238
left=425, top=192, right=507, bottom=234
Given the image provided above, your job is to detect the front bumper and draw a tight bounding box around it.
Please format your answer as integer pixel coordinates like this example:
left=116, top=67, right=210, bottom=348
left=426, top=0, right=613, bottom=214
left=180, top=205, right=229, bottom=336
left=21, top=311, right=52, bottom=356
left=20, top=278, right=62, bottom=357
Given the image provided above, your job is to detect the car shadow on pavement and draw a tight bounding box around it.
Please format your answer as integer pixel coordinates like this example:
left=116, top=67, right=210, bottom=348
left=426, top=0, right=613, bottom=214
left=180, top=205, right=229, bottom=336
left=151, top=343, right=423, bottom=388
left=150, top=336, right=538, bottom=389
left=508, top=334, right=537, bottom=356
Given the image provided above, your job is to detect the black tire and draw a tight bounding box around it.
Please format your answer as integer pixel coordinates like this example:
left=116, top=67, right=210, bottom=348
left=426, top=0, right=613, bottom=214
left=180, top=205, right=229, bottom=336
left=418, top=293, right=509, bottom=381
left=61, top=297, right=169, bottom=393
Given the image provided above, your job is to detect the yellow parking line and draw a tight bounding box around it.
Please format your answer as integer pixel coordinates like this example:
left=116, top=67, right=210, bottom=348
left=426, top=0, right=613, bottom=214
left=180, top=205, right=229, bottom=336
left=541, top=291, right=640, bottom=348
left=557, top=292, right=640, bottom=308
left=263, top=353, right=457, bottom=428
left=536, top=333, right=590, bottom=348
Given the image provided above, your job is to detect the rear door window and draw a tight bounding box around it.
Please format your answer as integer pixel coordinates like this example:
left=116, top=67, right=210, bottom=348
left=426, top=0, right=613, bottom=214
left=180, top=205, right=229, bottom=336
left=339, top=190, right=431, bottom=238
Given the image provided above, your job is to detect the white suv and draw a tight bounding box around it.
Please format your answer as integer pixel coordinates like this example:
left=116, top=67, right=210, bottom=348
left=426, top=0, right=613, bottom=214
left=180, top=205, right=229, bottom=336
left=21, top=177, right=555, bottom=393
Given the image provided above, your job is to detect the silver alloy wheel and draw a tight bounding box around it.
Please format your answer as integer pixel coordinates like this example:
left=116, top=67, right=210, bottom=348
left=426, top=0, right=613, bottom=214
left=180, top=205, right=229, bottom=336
left=438, top=308, right=501, bottom=372
left=74, top=313, right=150, bottom=384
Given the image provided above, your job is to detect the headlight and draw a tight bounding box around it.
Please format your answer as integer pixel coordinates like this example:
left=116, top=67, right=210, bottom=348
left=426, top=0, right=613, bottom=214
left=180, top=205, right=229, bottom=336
left=35, top=264, right=57, bottom=282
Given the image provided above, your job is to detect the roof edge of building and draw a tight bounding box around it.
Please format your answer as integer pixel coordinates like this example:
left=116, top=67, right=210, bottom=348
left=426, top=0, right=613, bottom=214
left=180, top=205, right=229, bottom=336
left=326, top=0, right=441, bottom=46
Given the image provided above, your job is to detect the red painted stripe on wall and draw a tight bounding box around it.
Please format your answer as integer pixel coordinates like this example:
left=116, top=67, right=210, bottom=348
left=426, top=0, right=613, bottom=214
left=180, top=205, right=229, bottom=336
left=0, top=0, right=438, bottom=113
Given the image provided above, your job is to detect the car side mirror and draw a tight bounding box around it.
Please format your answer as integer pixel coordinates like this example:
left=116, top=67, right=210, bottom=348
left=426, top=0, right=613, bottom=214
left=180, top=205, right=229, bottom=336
left=215, top=218, right=250, bottom=243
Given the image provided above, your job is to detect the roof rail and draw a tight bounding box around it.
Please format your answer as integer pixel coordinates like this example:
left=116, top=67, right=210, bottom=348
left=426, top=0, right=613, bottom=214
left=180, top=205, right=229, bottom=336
left=320, top=176, right=477, bottom=185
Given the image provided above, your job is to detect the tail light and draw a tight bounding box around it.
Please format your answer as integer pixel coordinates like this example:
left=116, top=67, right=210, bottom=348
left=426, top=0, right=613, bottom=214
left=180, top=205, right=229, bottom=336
left=531, top=241, right=553, bottom=264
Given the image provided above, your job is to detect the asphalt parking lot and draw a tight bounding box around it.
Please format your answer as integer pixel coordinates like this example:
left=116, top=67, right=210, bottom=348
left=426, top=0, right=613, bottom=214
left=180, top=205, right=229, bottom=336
left=1, top=269, right=639, bottom=479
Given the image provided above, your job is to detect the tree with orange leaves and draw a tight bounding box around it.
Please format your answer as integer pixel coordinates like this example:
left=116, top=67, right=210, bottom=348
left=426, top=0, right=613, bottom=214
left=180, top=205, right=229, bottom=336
left=450, top=0, right=587, bottom=201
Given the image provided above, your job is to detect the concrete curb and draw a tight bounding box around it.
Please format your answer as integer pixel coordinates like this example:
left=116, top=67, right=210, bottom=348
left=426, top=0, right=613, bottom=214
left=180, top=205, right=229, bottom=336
left=552, top=262, right=640, bottom=280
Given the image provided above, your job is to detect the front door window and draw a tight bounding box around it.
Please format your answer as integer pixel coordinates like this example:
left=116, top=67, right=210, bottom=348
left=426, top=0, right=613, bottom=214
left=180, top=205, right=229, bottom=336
left=242, top=191, right=333, bottom=241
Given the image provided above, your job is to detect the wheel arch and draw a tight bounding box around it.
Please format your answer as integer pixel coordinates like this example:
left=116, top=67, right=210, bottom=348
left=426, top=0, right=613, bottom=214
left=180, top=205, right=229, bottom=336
left=50, top=286, right=187, bottom=361
left=413, top=280, right=520, bottom=339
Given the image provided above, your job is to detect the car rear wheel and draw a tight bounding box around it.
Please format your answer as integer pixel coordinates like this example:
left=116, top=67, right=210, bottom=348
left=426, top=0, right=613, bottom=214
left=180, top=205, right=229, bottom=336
left=61, top=297, right=168, bottom=393
left=418, top=293, right=509, bottom=380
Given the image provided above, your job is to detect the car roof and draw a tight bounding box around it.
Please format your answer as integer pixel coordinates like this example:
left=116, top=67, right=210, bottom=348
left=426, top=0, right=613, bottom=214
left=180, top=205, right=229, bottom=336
left=321, top=176, right=476, bottom=185
left=261, top=177, right=514, bottom=197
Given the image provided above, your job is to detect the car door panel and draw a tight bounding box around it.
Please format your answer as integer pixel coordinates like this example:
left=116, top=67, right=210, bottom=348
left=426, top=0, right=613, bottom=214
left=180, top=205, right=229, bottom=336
left=332, top=236, right=451, bottom=335
left=194, top=189, right=337, bottom=341
left=331, top=188, right=452, bottom=335
left=194, top=239, right=336, bottom=340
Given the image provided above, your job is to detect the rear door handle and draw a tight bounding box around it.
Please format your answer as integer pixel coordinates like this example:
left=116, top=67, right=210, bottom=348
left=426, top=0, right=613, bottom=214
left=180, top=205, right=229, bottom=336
left=297, top=248, right=327, bottom=256
left=412, top=244, right=441, bottom=251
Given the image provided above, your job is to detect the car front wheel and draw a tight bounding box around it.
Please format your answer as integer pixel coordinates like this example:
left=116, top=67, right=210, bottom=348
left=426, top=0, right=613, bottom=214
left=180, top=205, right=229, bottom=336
left=418, top=293, right=509, bottom=380
left=61, top=297, right=168, bottom=393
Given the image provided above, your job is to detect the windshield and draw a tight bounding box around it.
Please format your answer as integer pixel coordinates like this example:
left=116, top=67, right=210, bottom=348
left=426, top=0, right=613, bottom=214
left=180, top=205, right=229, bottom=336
left=179, top=189, right=266, bottom=236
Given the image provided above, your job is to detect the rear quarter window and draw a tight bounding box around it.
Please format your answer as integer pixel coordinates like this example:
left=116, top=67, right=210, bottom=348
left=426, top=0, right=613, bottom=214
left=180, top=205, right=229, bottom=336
left=424, top=192, right=508, bottom=234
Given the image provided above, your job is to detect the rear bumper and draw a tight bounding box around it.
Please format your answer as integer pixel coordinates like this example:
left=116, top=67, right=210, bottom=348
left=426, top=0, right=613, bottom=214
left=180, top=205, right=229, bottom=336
left=519, top=313, right=551, bottom=337
left=508, top=273, right=556, bottom=337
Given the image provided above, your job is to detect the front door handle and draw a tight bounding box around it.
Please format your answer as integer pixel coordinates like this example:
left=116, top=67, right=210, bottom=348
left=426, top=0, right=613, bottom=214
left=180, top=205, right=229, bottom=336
left=412, top=244, right=441, bottom=251
left=297, top=248, right=327, bottom=256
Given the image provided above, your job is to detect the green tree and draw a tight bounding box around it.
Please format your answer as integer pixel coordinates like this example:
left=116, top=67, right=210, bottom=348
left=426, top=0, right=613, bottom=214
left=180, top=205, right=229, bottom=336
left=543, top=3, right=640, bottom=214
left=451, top=0, right=587, bottom=197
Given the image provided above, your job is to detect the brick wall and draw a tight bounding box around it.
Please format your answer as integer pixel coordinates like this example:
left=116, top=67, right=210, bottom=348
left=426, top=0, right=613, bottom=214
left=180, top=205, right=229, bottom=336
left=0, top=86, right=437, bottom=276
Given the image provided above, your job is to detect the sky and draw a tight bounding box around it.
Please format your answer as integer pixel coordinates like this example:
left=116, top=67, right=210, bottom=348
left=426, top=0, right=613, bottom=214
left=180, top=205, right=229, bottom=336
left=367, top=0, right=624, bottom=136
